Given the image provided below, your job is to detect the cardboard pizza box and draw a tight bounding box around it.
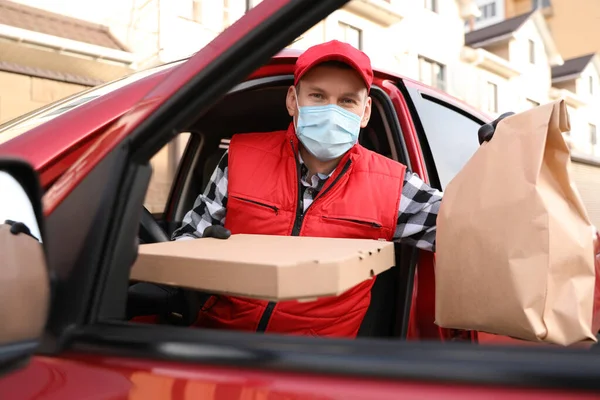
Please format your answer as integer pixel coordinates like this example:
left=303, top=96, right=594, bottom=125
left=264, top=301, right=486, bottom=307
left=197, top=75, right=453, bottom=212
left=130, top=234, right=395, bottom=302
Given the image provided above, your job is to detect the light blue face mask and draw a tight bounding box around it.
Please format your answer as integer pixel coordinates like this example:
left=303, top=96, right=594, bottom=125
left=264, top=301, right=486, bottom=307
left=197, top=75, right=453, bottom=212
left=295, top=92, right=365, bottom=161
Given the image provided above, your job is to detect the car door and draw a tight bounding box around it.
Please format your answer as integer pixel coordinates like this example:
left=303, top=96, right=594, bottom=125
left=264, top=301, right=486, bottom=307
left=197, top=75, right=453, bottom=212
left=33, top=0, right=354, bottom=342
left=397, top=79, right=492, bottom=342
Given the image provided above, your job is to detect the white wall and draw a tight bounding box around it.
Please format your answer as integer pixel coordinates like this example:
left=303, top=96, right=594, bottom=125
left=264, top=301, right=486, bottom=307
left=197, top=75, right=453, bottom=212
left=288, top=21, right=327, bottom=51
left=327, top=9, right=391, bottom=68
left=7, top=0, right=468, bottom=83
left=388, top=1, right=467, bottom=97
left=570, top=62, right=600, bottom=155
left=458, top=63, right=510, bottom=116
left=284, top=0, right=470, bottom=92
left=509, top=20, right=552, bottom=109
left=577, top=62, right=600, bottom=102
left=11, top=0, right=600, bottom=161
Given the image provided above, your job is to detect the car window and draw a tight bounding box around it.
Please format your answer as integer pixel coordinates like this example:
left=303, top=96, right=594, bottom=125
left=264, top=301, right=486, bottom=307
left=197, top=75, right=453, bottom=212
left=416, top=96, right=483, bottom=189
left=0, top=60, right=185, bottom=146
left=144, top=132, right=191, bottom=214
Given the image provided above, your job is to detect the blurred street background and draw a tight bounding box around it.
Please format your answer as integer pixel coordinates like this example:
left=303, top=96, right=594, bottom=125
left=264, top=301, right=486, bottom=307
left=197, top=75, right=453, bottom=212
left=0, top=0, right=599, bottom=223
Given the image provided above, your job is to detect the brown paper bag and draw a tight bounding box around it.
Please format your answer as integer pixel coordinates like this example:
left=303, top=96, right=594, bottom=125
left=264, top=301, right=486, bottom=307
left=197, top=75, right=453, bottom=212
left=435, top=99, right=597, bottom=346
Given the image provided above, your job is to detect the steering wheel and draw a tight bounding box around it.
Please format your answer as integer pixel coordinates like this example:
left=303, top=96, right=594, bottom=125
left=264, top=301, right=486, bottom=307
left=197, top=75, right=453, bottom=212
left=139, top=206, right=170, bottom=243
left=127, top=207, right=201, bottom=325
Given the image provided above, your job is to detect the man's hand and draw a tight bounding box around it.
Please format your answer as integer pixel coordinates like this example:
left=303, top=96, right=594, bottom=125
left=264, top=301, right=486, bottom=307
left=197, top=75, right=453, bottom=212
left=202, top=225, right=231, bottom=239
left=478, top=112, right=515, bottom=145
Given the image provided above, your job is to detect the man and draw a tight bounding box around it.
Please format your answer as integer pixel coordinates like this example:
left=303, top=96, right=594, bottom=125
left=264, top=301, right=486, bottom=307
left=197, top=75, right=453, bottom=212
left=172, top=40, right=509, bottom=337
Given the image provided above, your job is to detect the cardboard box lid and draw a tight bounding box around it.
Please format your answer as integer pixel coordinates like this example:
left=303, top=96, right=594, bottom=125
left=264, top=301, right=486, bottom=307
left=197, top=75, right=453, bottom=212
left=130, top=234, right=395, bottom=302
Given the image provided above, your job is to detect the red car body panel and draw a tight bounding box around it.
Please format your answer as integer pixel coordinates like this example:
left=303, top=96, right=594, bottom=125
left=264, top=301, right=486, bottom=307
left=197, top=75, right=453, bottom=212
left=1, top=354, right=598, bottom=400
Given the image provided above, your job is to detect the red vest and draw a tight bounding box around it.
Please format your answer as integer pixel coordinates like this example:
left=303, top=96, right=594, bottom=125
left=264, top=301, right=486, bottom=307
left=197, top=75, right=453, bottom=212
left=194, top=124, right=406, bottom=338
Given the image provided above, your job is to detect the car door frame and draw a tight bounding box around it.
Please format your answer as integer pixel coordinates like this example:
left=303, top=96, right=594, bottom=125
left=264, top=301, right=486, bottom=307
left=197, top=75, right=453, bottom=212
left=37, top=0, right=357, bottom=354
left=394, top=78, right=492, bottom=342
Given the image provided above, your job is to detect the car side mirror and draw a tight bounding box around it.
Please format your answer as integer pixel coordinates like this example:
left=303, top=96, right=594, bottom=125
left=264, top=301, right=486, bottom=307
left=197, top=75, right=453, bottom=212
left=0, top=158, right=50, bottom=375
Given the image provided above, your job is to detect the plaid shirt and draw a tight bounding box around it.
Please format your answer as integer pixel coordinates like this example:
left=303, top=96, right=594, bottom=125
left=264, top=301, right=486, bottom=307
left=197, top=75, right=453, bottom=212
left=173, top=150, right=442, bottom=251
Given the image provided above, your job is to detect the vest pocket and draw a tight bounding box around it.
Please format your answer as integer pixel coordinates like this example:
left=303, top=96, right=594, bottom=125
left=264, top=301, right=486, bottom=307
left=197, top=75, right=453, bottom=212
left=322, top=216, right=382, bottom=229
left=231, top=196, right=279, bottom=215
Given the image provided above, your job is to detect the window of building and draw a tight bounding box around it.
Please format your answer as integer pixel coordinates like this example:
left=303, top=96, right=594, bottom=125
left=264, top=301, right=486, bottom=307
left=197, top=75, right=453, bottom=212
left=338, top=22, right=362, bottom=50
left=418, top=56, right=446, bottom=91
left=469, top=0, right=505, bottom=29
left=424, top=0, right=438, bottom=13
left=589, top=75, right=595, bottom=95
left=487, top=82, right=498, bottom=113
left=528, top=39, right=536, bottom=64
left=476, top=2, right=497, bottom=22
left=591, top=123, right=597, bottom=146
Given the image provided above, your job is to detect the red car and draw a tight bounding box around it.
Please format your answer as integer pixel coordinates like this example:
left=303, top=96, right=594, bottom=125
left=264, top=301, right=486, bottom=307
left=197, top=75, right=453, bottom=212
left=0, top=0, right=599, bottom=398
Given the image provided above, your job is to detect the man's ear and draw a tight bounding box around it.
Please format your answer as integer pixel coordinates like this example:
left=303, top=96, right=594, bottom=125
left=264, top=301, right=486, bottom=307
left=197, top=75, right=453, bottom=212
left=286, top=85, right=298, bottom=117
left=360, top=96, right=372, bottom=128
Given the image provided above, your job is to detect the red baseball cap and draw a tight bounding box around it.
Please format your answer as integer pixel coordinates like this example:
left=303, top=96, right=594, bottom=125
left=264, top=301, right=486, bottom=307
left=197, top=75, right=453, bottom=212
left=294, top=40, right=373, bottom=90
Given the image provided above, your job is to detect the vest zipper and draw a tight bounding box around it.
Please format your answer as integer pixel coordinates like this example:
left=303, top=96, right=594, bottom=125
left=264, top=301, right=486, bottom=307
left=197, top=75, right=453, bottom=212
left=309, top=160, right=352, bottom=209
left=256, top=140, right=302, bottom=332
left=291, top=140, right=305, bottom=236
left=256, top=303, right=276, bottom=332
left=257, top=140, right=301, bottom=333
left=291, top=142, right=353, bottom=235
left=256, top=140, right=352, bottom=333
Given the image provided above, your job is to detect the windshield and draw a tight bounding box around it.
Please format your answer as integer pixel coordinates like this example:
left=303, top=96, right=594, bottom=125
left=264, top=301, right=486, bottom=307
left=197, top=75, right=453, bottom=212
left=0, top=60, right=185, bottom=146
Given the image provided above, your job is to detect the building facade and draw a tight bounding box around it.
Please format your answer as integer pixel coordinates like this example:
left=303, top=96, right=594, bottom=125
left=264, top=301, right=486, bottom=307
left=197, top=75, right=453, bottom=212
left=2, top=0, right=600, bottom=218
left=464, top=0, right=600, bottom=225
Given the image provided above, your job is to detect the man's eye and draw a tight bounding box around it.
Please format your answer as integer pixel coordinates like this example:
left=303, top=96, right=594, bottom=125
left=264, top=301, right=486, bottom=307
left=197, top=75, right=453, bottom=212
left=341, top=98, right=356, bottom=104
left=309, top=93, right=323, bottom=99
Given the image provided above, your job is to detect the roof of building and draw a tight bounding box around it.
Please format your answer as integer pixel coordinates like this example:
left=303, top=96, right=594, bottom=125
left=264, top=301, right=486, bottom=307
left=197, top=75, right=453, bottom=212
left=465, top=11, right=534, bottom=47
left=0, top=60, right=105, bottom=86
left=0, top=0, right=126, bottom=51
left=551, top=53, right=596, bottom=79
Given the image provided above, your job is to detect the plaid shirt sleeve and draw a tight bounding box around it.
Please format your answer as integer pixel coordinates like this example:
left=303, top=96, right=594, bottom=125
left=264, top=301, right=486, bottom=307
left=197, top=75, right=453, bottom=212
left=393, top=171, right=442, bottom=252
left=171, top=151, right=229, bottom=240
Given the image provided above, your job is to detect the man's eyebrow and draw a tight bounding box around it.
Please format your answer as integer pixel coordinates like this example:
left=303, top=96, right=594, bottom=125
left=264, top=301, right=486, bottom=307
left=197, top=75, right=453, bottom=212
left=306, top=85, right=326, bottom=93
left=340, top=91, right=362, bottom=99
